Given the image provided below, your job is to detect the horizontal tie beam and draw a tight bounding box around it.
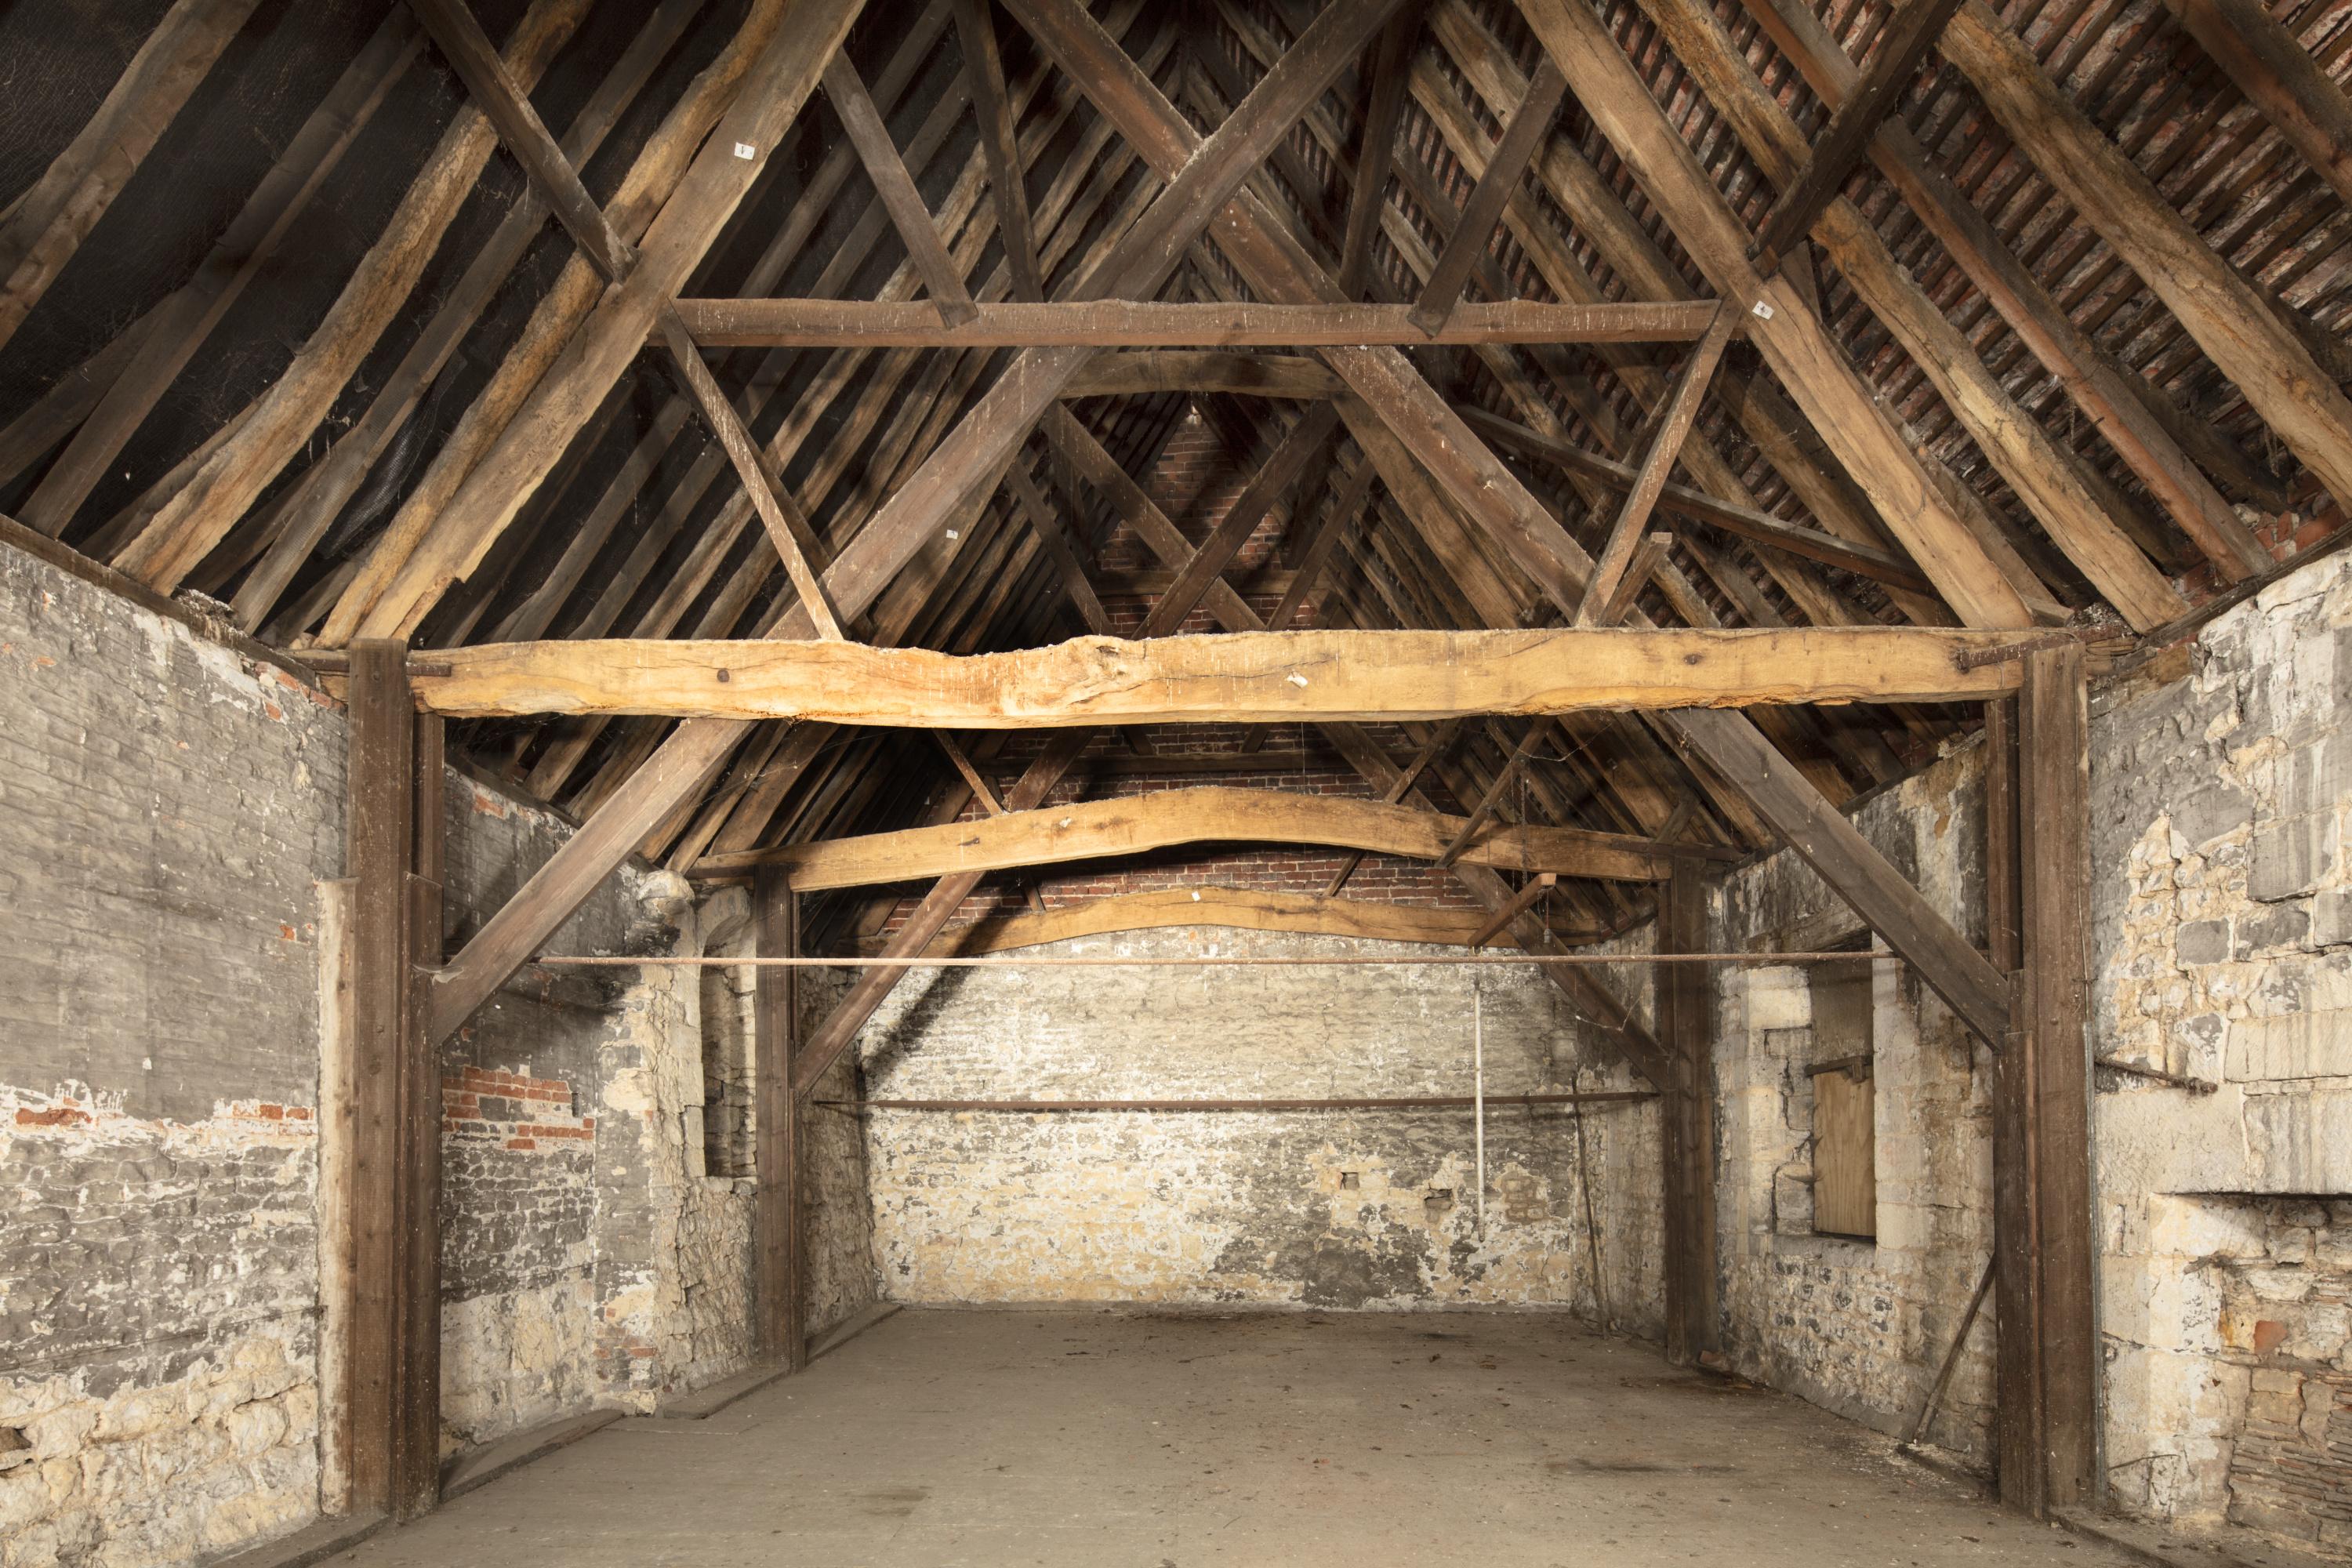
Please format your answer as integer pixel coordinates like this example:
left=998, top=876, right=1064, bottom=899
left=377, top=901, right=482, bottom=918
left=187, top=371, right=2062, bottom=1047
left=670, top=297, right=1726, bottom=347
left=318, top=627, right=2074, bottom=723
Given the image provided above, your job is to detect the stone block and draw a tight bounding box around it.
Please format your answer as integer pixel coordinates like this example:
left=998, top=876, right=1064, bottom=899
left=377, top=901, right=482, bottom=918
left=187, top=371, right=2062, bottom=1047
left=2275, top=732, right=2351, bottom=821
left=2177, top=920, right=2233, bottom=966
left=2229, top=1009, right=2352, bottom=1082
left=2238, top=904, right=2314, bottom=957
left=2147, top=1195, right=2269, bottom=1260
left=1772, top=1166, right=1814, bottom=1236
left=2314, top=889, right=2352, bottom=949
left=2251, top=812, right=2341, bottom=903
left=1745, top=969, right=1812, bottom=1032
left=2172, top=784, right=2255, bottom=850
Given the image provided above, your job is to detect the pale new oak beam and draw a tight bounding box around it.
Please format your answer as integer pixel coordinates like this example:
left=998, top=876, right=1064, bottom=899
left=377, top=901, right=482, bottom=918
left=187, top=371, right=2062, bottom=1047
left=393, top=626, right=2042, bottom=721
left=1039, top=0, right=2018, bottom=1043
left=427, top=0, right=1405, bottom=1042
left=920, top=887, right=1555, bottom=955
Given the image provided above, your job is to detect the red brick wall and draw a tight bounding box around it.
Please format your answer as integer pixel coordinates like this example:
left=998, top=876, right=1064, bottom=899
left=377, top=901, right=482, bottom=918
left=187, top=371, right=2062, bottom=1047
left=1096, top=407, right=1298, bottom=635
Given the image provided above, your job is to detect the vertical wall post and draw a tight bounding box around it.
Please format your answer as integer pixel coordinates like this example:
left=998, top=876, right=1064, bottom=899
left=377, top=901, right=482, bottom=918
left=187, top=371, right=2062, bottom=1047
left=1987, top=645, right=2096, bottom=1514
left=1985, top=697, right=2045, bottom=1514
left=343, top=641, right=444, bottom=1520
left=1659, top=852, right=1720, bottom=1364
left=753, top=866, right=806, bottom=1370
left=2021, top=646, right=2097, bottom=1506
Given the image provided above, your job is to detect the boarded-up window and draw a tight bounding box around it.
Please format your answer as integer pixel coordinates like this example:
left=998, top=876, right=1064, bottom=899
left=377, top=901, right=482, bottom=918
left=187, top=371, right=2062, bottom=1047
left=1807, top=947, right=1875, bottom=1240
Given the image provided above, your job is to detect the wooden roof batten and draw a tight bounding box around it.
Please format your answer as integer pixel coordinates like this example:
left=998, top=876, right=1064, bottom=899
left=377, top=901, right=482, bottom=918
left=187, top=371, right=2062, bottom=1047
left=0, top=0, right=2347, bottom=1056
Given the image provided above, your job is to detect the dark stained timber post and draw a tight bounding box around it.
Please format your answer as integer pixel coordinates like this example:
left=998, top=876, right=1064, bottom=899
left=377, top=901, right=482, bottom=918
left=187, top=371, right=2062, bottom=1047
left=344, top=641, right=444, bottom=1519
left=1985, top=697, right=2046, bottom=1514
left=2020, top=646, right=2096, bottom=1508
left=754, top=866, right=807, bottom=1370
left=1660, top=853, right=1720, bottom=1365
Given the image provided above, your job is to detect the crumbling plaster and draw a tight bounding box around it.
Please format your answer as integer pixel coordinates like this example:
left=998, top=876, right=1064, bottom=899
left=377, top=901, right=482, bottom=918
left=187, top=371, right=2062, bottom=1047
left=1697, top=545, right=2351, bottom=1536
left=1, top=544, right=789, bottom=1566
left=853, top=926, right=1660, bottom=1322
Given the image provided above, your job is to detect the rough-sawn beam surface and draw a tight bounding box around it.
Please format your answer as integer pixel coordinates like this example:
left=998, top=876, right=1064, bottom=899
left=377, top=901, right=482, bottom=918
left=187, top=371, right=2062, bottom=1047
left=397, top=628, right=2048, bottom=720
left=690, top=784, right=1701, bottom=887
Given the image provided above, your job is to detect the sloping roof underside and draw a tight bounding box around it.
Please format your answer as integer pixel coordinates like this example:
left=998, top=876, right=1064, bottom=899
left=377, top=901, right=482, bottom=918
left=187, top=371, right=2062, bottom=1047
left=1, top=0, right=2344, bottom=947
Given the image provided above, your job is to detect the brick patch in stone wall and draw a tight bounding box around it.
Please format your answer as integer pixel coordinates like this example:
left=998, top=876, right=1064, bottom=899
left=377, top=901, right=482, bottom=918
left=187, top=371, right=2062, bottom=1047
left=444, top=1063, right=595, bottom=1154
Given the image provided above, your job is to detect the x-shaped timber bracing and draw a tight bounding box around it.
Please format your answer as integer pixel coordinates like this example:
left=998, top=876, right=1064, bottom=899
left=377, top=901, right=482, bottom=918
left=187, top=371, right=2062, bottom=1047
left=397, top=0, right=2074, bottom=1070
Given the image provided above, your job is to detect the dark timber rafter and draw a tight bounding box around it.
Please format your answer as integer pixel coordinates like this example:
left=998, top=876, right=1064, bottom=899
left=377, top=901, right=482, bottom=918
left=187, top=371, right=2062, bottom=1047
left=955, top=0, right=1046, bottom=301
left=824, top=53, right=983, bottom=327
left=398, top=0, right=849, bottom=643
left=38, top=0, right=2347, bottom=1215
left=1406, top=56, right=1566, bottom=335
left=404, top=0, right=635, bottom=283
left=1004, top=0, right=2015, bottom=1049
left=1745, top=0, right=1967, bottom=274
left=1573, top=303, right=1738, bottom=624
left=673, top=297, right=1722, bottom=346
left=1334, top=0, right=1429, bottom=300
left=428, top=0, right=1414, bottom=1040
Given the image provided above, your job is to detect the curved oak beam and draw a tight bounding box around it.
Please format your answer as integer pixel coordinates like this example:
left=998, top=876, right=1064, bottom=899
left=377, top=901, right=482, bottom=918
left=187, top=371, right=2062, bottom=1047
left=690, top=784, right=1708, bottom=887
left=401, top=627, right=2044, bottom=723
left=910, top=886, right=1589, bottom=954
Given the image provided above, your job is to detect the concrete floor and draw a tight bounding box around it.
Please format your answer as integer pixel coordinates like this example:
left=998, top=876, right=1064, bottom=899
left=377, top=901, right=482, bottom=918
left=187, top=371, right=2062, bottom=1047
left=332, top=1308, right=2137, bottom=1566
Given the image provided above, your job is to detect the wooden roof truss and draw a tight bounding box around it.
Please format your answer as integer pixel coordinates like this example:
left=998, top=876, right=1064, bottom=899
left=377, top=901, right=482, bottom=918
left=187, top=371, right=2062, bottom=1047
left=3, top=0, right=2348, bottom=1064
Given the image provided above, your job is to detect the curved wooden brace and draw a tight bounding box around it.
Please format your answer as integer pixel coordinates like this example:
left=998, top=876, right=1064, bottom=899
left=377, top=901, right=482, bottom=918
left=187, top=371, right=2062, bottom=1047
left=690, top=783, right=1699, bottom=888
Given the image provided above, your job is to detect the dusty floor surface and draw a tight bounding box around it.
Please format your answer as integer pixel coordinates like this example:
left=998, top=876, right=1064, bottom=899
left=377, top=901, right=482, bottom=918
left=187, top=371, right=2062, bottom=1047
left=328, top=1307, right=2135, bottom=1566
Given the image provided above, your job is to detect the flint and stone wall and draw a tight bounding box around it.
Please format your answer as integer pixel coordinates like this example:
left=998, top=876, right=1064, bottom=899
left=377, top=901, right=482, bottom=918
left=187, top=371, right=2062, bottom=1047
left=2092, top=549, right=2352, bottom=1543
left=0, top=544, right=839, bottom=1567
left=1707, top=744, right=1999, bottom=1457
left=1697, top=546, right=2352, bottom=1548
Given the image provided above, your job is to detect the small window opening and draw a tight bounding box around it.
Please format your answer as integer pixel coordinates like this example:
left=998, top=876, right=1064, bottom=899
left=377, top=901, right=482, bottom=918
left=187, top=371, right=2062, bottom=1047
left=699, top=960, right=757, bottom=1179
left=1806, top=937, right=1876, bottom=1240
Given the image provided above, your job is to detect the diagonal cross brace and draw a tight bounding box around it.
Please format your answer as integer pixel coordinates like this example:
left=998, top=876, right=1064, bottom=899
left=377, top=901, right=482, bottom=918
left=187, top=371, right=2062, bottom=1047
left=427, top=0, right=1408, bottom=1041
left=1030, top=0, right=2013, bottom=1047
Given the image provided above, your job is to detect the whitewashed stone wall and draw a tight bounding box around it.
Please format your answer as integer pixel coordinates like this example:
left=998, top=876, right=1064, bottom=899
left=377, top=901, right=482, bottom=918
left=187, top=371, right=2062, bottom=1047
left=854, top=926, right=1661, bottom=1323
left=1711, top=743, right=1998, bottom=1454
left=1700, top=545, right=2351, bottom=1544
left=1, top=543, right=782, bottom=1564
